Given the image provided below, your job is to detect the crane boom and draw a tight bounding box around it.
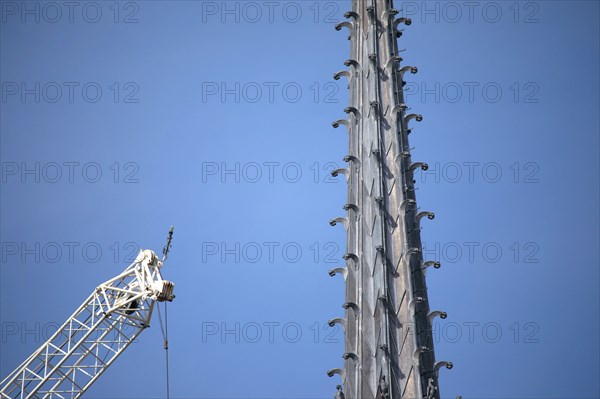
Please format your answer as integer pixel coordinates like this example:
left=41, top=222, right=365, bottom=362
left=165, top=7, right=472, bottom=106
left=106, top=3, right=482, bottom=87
left=0, top=248, right=175, bottom=399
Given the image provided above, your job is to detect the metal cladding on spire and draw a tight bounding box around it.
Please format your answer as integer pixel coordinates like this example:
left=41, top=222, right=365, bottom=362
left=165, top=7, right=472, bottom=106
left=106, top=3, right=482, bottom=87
left=328, top=1, right=450, bottom=398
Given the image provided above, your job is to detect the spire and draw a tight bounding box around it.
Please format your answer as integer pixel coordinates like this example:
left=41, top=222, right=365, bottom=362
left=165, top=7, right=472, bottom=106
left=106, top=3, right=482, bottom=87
left=328, top=1, right=451, bottom=398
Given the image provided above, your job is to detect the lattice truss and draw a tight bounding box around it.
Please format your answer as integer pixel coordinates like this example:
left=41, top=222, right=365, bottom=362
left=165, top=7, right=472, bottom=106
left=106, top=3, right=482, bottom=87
left=1, top=249, right=174, bottom=399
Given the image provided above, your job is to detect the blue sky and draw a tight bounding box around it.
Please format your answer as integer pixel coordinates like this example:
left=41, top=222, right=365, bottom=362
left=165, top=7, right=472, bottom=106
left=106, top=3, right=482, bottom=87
left=1, top=1, right=599, bottom=398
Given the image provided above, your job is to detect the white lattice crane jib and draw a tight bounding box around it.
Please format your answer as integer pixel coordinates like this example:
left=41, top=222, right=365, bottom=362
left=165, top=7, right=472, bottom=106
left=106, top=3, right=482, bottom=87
left=0, top=229, right=176, bottom=399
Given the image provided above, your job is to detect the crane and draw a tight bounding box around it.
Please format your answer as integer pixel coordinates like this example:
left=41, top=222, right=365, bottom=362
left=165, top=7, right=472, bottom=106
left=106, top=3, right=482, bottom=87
left=0, top=228, right=176, bottom=399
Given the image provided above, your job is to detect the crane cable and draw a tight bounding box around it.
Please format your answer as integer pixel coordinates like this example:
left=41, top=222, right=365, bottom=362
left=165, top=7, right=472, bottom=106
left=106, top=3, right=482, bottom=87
left=156, top=302, right=170, bottom=399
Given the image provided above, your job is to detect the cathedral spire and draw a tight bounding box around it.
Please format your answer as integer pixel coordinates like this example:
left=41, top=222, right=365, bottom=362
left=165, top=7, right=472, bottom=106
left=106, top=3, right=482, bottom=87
left=328, top=1, right=451, bottom=398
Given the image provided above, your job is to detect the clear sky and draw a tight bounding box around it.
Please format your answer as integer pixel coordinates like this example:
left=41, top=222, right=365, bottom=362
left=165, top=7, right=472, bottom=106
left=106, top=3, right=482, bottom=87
left=1, top=1, right=599, bottom=398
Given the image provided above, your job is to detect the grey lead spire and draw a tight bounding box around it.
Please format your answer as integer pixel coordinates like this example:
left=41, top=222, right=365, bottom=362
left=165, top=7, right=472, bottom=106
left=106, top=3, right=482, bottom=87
left=328, top=1, right=451, bottom=398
